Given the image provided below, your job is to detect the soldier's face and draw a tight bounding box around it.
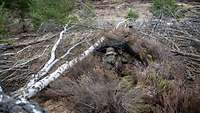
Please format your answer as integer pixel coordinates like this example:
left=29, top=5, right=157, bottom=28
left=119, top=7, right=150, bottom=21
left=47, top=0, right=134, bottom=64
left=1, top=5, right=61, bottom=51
left=106, top=54, right=116, bottom=64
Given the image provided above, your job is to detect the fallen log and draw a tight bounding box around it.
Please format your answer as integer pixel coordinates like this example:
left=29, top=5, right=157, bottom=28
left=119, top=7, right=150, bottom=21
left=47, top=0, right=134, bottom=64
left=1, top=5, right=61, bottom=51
left=13, top=37, right=105, bottom=98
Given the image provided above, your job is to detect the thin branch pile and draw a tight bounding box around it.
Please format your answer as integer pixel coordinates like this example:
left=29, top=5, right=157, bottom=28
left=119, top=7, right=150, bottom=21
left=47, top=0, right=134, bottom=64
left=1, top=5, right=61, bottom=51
left=134, top=5, right=200, bottom=79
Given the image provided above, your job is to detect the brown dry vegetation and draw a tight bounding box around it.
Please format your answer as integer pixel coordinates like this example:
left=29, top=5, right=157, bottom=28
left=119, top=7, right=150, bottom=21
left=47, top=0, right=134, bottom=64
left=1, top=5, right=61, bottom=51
left=0, top=1, right=199, bottom=113
left=33, top=28, right=199, bottom=113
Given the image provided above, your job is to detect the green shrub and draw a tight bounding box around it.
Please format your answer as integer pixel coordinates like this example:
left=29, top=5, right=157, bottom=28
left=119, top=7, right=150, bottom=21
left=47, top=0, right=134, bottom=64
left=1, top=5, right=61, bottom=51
left=0, top=0, right=31, bottom=13
left=151, top=0, right=177, bottom=17
left=147, top=72, right=170, bottom=93
left=29, top=0, right=75, bottom=27
left=0, top=2, right=7, bottom=35
left=0, top=39, right=15, bottom=44
left=81, top=1, right=96, bottom=18
left=119, top=75, right=133, bottom=90
left=125, top=8, right=139, bottom=21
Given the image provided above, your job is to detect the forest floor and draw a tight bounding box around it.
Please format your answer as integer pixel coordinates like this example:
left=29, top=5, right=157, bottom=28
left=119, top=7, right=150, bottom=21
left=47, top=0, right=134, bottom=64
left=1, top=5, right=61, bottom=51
left=0, top=0, right=199, bottom=113
left=94, top=1, right=152, bottom=27
left=34, top=1, right=153, bottom=113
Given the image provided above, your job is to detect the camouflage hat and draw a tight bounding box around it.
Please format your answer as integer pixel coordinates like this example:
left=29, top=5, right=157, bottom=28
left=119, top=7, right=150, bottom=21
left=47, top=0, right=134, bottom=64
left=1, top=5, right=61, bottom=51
left=105, top=47, right=117, bottom=56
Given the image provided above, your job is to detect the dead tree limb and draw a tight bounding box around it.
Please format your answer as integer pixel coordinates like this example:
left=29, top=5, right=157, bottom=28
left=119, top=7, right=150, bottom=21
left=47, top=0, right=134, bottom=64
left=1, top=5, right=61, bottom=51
left=171, top=50, right=200, bottom=58
left=12, top=37, right=105, bottom=98
left=2, top=33, right=58, bottom=50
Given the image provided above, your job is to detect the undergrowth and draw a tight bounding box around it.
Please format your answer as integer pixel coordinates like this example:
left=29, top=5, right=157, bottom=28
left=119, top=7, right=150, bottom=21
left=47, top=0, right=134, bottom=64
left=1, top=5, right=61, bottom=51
left=35, top=29, right=200, bottom=113
left=0, top=0, right=30, bottom=13
left=151, top=0, right=178, bottom=17
left=125, top=8, right=139, bottom=21
left=29, top=0, right=75, bottom=28
left=0, top=0, right=96, bottom=32
left=0, top=2, right=7, bottom=35
left=147, top=74, right=170, bottom=92
left=80, top=1, right=96, bottom=18
left=0, top=38, right=15, bottom=44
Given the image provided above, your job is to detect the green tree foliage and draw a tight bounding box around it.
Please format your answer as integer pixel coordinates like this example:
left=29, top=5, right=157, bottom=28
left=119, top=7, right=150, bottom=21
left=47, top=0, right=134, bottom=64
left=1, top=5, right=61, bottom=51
left=0, top=0, right=76, bottom=28
left=151, top=0, right=177, bottom=17
left=0, top=2, right=6, bottom=35
left=29, top=0, right=75, bottom=26
left=0, top=0, right=31, bottom=13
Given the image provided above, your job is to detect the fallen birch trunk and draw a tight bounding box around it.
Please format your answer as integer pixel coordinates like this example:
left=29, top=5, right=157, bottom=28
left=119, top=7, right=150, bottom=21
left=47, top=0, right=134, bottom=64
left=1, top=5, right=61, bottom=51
left=0, top=86, right=48, bottom=113
left=11, top=25, right=73, bottom=97
left=18, top=37, right=105, bottom=98
left=25, top=40, right=85, bottom=89
left=27, top=25, right=75, bottom=88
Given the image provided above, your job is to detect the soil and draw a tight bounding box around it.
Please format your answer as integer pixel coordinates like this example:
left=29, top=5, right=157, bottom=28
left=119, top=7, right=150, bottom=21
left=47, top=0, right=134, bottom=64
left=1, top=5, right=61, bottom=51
left=94, top=0, right=152, bottom=28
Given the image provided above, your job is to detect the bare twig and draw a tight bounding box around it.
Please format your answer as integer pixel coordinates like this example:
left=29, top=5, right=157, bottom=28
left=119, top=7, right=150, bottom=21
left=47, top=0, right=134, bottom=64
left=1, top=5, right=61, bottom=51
left=4, top=33, right=58, bottom=50
left=171, top=50, right=200, bottom=58
left=12, top=37, right=105, bottom=98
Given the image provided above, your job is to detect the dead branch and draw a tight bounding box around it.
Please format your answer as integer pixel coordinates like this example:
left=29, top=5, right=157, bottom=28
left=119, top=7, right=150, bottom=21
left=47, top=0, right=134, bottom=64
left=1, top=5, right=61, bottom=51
left=3, top=33, right=58, bottom=50
left=171, top=50, right=200, bottom=58
left=0, top=47, right=48, bottom=74
left=25, top=25, right=76, bottom=89
left=12, top=37, right=105, bottom=98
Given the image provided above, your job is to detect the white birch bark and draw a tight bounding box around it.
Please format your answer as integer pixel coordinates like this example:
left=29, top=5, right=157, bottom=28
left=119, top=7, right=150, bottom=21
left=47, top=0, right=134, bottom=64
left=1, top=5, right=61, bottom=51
left=11, top=25, right=78, bottom=97
left=26, top=25, right=74, bottom=88
left=115, top=19, right=127, bottom=29
left=23, top=37, right=105, bottom=98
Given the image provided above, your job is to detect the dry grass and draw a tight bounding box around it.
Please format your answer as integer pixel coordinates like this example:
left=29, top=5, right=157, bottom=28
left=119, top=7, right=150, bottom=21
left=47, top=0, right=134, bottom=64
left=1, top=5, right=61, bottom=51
left=33, top=28, right=199, bottom=113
